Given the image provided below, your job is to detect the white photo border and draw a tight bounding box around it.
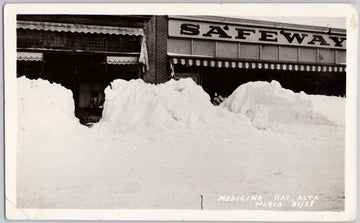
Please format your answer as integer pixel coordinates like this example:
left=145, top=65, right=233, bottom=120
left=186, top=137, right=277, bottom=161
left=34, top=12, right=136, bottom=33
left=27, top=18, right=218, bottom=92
left=4, top=3, right=358, bottom=221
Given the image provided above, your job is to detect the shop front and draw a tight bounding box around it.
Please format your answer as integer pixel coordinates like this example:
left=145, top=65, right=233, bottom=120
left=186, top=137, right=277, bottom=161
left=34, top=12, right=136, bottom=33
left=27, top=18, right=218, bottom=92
left=167, top=16, right=347, bottom=100
left=16, top=15, right=347, bottom=124
left=17, top=15, right=152, bottom=124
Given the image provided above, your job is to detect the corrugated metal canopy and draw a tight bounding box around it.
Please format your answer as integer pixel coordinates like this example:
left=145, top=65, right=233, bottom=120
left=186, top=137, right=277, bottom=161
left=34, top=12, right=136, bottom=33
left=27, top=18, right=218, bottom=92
left=17, top=52, right=43, bottom=61
left=169, top=56, right=346, bottom=73
left=106, top=56, right=139, bottom=65
left=17, top=20, right=144, bottom=36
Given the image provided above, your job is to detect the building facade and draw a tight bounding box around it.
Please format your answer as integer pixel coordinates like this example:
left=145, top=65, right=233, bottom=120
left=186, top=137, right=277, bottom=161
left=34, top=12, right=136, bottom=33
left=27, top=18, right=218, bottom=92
left=17, top=15, right=167, bottom=123
left=167, top=16, right=346, bottom=98
left=17, top=15, right=346, bottom=123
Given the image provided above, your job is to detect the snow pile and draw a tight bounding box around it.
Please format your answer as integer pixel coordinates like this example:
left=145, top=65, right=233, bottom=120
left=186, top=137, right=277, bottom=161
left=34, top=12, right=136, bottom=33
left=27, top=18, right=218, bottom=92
left=221, top=80, right=331, bottom=129
left=17, top=76, right=87, bottom=149
left=18, top=77, right=81, bottom=128
left=17, top=76, right=345, bottom=211
left=99, top=78, right=252, bottom=132
left=307, top=95, right=345, bottom=127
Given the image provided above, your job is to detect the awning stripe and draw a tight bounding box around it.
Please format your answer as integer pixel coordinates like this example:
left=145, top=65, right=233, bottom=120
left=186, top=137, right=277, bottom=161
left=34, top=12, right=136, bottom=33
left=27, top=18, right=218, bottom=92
left=169, top=57, right=346, bottom=73
left=106, top=56, right=139, bottom=65
left=17, top=52, right=43, bottom=61
left=17, top=20, right=144, bottom=36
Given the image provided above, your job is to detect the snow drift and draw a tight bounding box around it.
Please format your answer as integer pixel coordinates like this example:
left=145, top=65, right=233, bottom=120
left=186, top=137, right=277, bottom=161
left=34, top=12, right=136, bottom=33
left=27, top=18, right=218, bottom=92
left=18, top=77, right=82, bottom=129
left=17, top=77, right=88, bottom=189
left=221, top=80, right=332, bottom=129
left=98, top=78, right=253, bottom=132
left=307, top=95, right=345, bottom=127
left=17, top=77, right=337, bottom=132
left=16, top=76, right=345, bottom=211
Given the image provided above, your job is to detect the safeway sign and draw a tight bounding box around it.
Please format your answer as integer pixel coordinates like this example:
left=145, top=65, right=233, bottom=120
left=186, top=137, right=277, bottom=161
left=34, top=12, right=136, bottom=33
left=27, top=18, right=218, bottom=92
left=168, top=19, right=346, bottom=49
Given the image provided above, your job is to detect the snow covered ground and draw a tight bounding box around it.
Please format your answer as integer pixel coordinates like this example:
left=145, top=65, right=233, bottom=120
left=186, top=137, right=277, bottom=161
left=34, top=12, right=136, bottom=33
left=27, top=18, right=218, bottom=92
left=17, top=77, right=344, bottom=211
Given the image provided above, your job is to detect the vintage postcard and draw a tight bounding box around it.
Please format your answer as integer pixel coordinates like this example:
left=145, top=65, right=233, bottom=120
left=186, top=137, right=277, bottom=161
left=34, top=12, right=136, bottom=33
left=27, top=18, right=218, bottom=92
left=3, top=3, right=358, bottom=221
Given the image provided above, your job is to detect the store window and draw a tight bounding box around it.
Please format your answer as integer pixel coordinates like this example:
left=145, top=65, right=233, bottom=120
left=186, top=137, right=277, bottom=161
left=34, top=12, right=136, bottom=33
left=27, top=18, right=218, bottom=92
left=17, top=60, right=43, bottom=79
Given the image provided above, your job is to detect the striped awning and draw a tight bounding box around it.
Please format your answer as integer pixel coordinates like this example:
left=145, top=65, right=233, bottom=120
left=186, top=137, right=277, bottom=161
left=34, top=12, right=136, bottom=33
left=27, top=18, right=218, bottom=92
left=106, top=56, right=139, bottom=65
left=170, top=57, right=346, bottom=73
left=17, top=20, right=144, bottom=36
left=17, top=52, right=43, bottom=61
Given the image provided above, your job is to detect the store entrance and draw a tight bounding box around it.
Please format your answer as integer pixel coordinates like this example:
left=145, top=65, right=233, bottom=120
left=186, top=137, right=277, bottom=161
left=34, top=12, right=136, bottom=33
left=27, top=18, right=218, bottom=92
left=43, top=52, right=141, bottom=126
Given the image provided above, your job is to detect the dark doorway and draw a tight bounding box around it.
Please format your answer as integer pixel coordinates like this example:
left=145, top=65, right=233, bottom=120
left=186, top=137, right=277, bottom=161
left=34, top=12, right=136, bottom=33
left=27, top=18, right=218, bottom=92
left=34, top=52, right=142, bottom=126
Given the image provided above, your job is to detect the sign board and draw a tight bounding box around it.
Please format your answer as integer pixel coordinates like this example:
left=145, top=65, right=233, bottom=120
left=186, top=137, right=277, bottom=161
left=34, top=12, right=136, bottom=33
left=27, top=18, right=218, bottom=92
left=168, top=19, right=346, bottom=49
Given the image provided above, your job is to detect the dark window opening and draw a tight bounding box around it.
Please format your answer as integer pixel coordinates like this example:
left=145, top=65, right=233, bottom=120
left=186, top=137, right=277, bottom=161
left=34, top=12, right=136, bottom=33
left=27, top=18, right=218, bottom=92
left=18, top=52, right=142, bottom=126
left=17, top=60, right=44, bottom=79
left=172, top=64, right=346, bottom=106
left=200, top=67, right=346, bottom=101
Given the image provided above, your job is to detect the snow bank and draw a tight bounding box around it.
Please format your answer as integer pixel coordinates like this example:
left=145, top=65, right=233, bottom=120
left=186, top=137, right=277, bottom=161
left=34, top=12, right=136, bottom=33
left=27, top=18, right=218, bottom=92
left=99, top=78, right=253, bottom=133
left=18, top=76, right=340, bottom=134
left=221, top=80, right=332, bottom=129
left=18, top=77, right=80, bottom=129
left=306, top=95, right=345, bottom=127
left=17, top=77, right=86, bottom=140
left=17, top=77, right=345, bottom=211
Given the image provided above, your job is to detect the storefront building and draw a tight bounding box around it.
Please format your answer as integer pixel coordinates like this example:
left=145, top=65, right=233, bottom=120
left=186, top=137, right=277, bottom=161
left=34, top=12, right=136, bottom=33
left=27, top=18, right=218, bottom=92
left=17, top=15, right=346, bottom=123
left=167, top=16, right=346, bottom=98
left=16, top=15, right=168, bottom=123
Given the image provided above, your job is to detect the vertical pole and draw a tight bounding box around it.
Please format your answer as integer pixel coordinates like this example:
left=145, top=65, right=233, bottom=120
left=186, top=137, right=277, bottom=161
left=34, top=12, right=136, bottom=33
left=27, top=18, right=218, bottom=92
left=200, top=194, right=204, bottom=210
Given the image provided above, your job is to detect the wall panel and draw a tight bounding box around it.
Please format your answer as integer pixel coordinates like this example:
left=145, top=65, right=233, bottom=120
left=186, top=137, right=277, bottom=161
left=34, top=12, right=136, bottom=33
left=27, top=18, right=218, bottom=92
left=262, top=45, right=279, bottom=61
left=167, top=38, right=191, bottom=55
left=279, top=46, right=298, bottom=61
left=336, top=50, right=346, bottom=64
left=299, top=48, right=317, bottom=63
left=193, top=40, right=215, bottom=57
left=240, top=43, right=259, bottom=59
left=216, top=41, right=238, bottom=58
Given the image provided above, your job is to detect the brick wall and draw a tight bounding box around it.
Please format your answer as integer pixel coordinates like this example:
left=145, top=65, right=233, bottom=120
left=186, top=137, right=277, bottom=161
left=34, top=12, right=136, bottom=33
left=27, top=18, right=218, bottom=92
left=154, top=16, right=169, bottom=84
left=138, top=15, right=169, bottom=84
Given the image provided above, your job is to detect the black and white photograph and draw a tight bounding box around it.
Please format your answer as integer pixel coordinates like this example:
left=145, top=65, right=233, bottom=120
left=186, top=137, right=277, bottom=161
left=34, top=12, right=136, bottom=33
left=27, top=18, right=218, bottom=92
left=4, top=3, right=357, bottom=221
